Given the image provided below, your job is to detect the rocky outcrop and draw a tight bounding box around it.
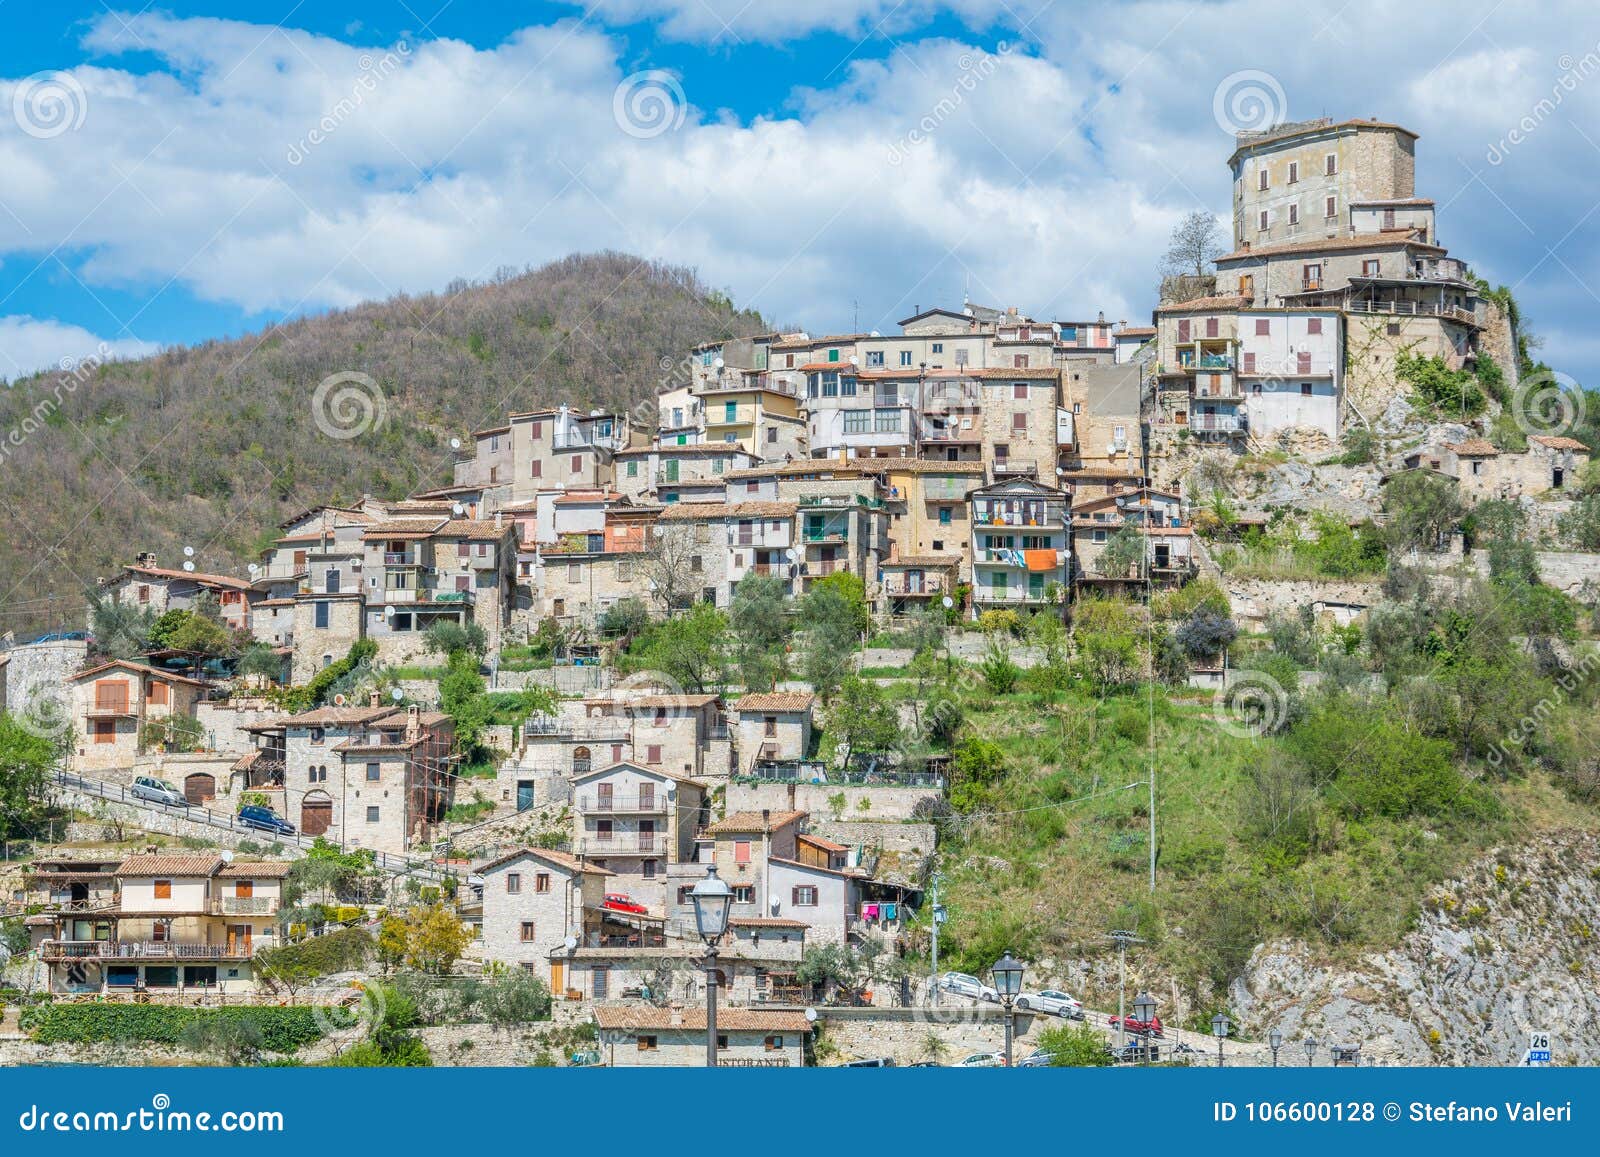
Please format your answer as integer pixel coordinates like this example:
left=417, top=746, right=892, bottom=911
left=1233, top=830, right=1600, bottom=1065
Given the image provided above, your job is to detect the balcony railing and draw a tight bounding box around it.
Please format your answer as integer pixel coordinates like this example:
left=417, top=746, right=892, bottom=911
left=882, top=574, right=949, bottom=597
left=219, top=896, right=279, bottom=916
left=383, top=552, right=417, bottom=565
left=1198, top=354, right=1235, bottom=369
left=39, top=940, right=256, bottom=961
left=992, top=461, right=1037, bottom=476
left=1189, top=414, right=1247, bottom=433
left=802, top=526, right=849, bottom=543
left=1346, top=299, right=1478, bottom=326
left=576, top=834, right=663, bottom=854
left=576, top=793, right=669, bottom=815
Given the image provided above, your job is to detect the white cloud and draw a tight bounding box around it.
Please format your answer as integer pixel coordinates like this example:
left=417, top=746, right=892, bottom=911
left=0, top=316, right=158, bottom=382
left=0, top=3, right=1596, bottom=375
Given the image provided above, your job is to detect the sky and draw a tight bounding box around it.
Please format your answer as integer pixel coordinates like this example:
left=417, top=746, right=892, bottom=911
left=1, top=1, right=1599, bottom=383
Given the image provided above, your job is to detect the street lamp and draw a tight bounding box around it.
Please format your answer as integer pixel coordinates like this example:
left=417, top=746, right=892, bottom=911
left=1132, top=991, right=1157, bottom=1062
left=1268, top=1028, right=1283, bottom=1068
left=690, top=864, right=733, bottom=1068
left=990, top=951, right=1025, bottom=1066
left=1303, top=1036, right=1318, bottom=1067
left=1211, top=1013, right=1231, bottom=1068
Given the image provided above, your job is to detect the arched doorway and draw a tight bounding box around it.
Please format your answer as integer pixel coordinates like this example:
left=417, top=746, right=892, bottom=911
left=301, top=791, right=333, bottom=836
left=572, top=746, right=591, bottom=776
left=184, top=773, right=216, bottom=805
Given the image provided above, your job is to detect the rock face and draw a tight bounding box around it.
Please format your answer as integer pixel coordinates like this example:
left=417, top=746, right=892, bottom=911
left=1233, top=830, right=1600, bottom=1065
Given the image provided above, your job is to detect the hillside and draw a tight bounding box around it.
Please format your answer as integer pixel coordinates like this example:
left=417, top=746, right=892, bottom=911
left=0, top=252, right=771, bottom=636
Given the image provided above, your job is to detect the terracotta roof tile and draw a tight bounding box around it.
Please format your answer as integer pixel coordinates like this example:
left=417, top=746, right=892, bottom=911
left=475, top=846, right=615, bottom=877
left=1216, top=231, right=1441, bottom=263
left=592, top=1006, right=811, bottom=1032
left=1446, top=438, right=1499, bottom=456
left=116, top=854, right=224, bottom=878
left=734, top=692, right=815, bottom=713
left=1530, top=435, right=1590, bottom=452
left=707, top=809, right=807, bottom=835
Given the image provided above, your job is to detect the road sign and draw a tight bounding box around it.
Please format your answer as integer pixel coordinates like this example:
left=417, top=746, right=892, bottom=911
left=1525, top=1032, right=1551, bottom=1066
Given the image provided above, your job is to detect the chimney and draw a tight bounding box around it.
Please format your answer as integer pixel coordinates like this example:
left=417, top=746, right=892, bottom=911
left=669, top=1003, right=684, bottom=1027
left=369, top=690, right=380, bottom=708
left=406, top=704, right=421, bottom=742
left=136, top=551, right=157, bottom=569
left=761, top=808, right=770, bottom=827
left=494, top=511, right=503, bottom=530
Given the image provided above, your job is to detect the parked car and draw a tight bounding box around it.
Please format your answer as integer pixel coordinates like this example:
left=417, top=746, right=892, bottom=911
left=1014, top=1048, right=1057, bottom=1068
left=905, top=1060, right=943, bottom=1068
left=238, top=804, right=296, bottom=835
left=603, top=893, right=650, bottom=915
left=130, top=775, right=190, bottom=808
left=1015, top=989, right=1083, bottom=1019
left=838, top=1057, right=897, bottom=1067
left=1107, top=1014, right=1164, bottom=1038
left=954, top=1052, right=1007, bottom=1067
left=939, top=971, right=999, bottom=1002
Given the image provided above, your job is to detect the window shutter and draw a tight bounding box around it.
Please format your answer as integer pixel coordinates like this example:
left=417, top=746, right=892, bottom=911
left=1176, top=319, right=1190, bottom=342
left=1242, top=352, right=1256, bottom=373
left=791, top=886, right=800, bottom=906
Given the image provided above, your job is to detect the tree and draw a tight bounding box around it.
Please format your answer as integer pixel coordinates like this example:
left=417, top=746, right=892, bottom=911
left=798, top=581, right=864, bottom=701
left=423, top=620, right=487, bottom=659
left=438, top=651, right=492, bottom=751
left=827, top=675, right=901, bottom=767
left=1160, top=210, right=1225, bottom=282
left=402, top=903, right=472, bottom=975
left=597, top=597, right=650, bottom=644
left=178, top=1015, right=264, bottom=1065
left=809, top=572, right=869, bottom=635
left=636, top=602, right=728, bottom=692
left=236, top=642, right=284, bottom=681
left=0, top=713, right=60, bottom=842
left=478, top=969, right=553, bottom=1028
left=1383, top=470, right=1464, bottom=553
left=89, top=598, right=154, bottom=659
left=729, top=573, right=791, bottom=690
left=1096, top=525, right=1146, bottom=578
left=1035, top=1022, right=1113, bottom=1066
left=1559, top=493, right=1600, bottom=551
left=978, top=638, right=1021, bottom=694
left=1174, top=608, right=1237, bottom=661
left=377, top=915, right=408, bottom=974
left=640, top=522, right=703, bottom=612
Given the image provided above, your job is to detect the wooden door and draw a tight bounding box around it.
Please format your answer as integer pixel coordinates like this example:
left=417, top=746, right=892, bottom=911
left=550, top=961, right=565, bottom=994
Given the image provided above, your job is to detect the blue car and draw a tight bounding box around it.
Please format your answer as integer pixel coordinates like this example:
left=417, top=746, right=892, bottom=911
left=238, top=804, right=296, bottom=835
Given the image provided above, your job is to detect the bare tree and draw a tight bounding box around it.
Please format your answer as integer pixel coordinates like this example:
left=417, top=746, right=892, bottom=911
left=640, top=522, right=702, bottom=612
left=1162, top=210, right=1226, bottom=279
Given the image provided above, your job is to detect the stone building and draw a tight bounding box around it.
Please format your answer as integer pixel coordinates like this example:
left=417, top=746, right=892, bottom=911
left=593, top=1006, right=810, bottom=1067
left=967, top=478, right=1070, bottom=615
left=476, top=846, right=612, bottom=994
left=66, top=659, right=207, bottom=773
left=730, top=692, right=816, bottom=769
left=570, top=761, right=711, bottom=910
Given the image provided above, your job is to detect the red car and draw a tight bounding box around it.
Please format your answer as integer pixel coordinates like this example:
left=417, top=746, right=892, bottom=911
left=603, top=893, right=649, bottom=915
left=1107, top=1014, right=1164, bottom=1038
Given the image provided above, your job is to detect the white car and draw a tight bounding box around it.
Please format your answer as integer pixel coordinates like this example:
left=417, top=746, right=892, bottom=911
left=939, top=972, right=998, bottom=1002
left=955, top=1051, right=1007, bottom=1067
left=130, top=775, right=189, bottom=808
left=1015, top=989, right=1084, bottom=1019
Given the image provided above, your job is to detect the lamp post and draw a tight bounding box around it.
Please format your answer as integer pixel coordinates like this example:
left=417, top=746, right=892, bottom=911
left=1211, top=1013, right=1231, bottom=1068
left=1269, top=1028, right=1283, bottom=1068
left=1303, top=1036, right=1318, bottom=1067
left=990, top=951, right=1025, bottom=1066
left=690, top=864, right=733, bottom=1068
left=1132, top=991, right=1157, bottom=1063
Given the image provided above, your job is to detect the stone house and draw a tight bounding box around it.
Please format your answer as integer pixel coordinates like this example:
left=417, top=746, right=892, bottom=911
left=575, top=692, right=731, bottom=781
left=570, top=761, right=711, bottom=910
left=612, top=444, right=753, bottom=505
left=967, top=478, right=1070, bottom=614
left=476, top=846, right=612, bottom=995
left=653, top=501, right=734, bottom=608
left=865, top=458, right=985, bottom=574
left=724, top=501, right=799, bottom=596
left=693, top=376, right=806, bottom=458
left=1071, top=488, right=1194, bottom=593
left=730, top=692, right=815, bottom=770
left=67, top=659, right=208, bottom=773
left=96, top=555, right=256, bottom=633
left=593, top=1006, right=810, bottom=1067
left=32, top=853, right=288, bottom=996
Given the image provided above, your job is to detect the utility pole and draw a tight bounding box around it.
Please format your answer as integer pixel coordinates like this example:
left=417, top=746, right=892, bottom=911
left=1107, top=930, right=1143, bottom=1052
left=928, top=872, right=943, bottom=1005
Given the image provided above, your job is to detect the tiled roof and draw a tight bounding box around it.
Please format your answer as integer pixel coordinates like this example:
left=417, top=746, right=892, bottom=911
left=854, top=457, right=987, bottom=475
left=1118, top=326, right=1157, bottom=336
left=965, top=367, right=1062, bottom=379
left=1530, top=435, right=1590, bottom=451
left=116, top=854, right=224, bottom=878
left=436, top=519, right=511, bottom=539
left=1349, top=198, right=1436, bottom=207
left=475, top=846, right=615, bottom=877
left=363, top=518, right=447, bottom=537
left=1446, top=438, right=1499, bottom=456
left=219, top=861, right=293, bottom=878
left=1155, top=294, right=1251, bottom=313
left=102, top=565, right=253, bottom=592
left=733, top=692, right=815, bottom=713
left=728, top=501, right=797, bottom=518
left=707, top=809, right=807, bottom=835
left=592, top=1006, right=812, bottom=1032
left=730, top=917, right=811, bottom=929
left=798, top=832, right=849, bottom=853
left=723, top=462, right=866, bottom=481
left=657, top=502, right=732, bottom=520
left=69, top=660, right=207, bottom=687
left=882, top=554, right=961, bottom=568
left=1217, top=230, right=1441, bottom=263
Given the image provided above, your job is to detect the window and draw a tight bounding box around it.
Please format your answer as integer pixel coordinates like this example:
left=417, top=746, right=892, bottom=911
left=827, top=349, right=839, bottom=362
left=734, top=885, right=755, bottom=903
left=931, top=539, right=944, bottom=552
left=1012, top=354, right=1029, bottom=368
left=366, top=806, right=380, bottom=823
left=1362, top=259, right=1381, bottom=276
left=1255, top=318, right=1270, bottom=336
left=1205, top=317, right=1219, bottom=338
left=366, top=762, right=380, bottom=781
left=149, top=680, right=168, bottom=706
left=874, top=409, right=901, bottom=433
left=1176, top=319, right=1190, bottom=342
left=717, top=1035, right=729, bottom=1050
left=764, top=715, right=778, bottom=737
left=765, top=1035, right=784, bottom=1051
left=931, top=342, right=943, bottom=354
left=568, top=562, right=580, bottom=581
left=1257, top=168, right=1269, bottom=191
left=593, top=968, right=608, bottom=998
left=530, top=460, right=542, bottom=478
left=1306, top=317, right=1323, bottom=335
left=1287, top=203, right=1298, bottom=226
left=646, top=744, right=661, bottom=763
left=154, top=880, right=172, bottom=899
left=792, top=886, right=818, bottom=906
left=506, top=873, right=521, bottom=894
left=1325, top=153, right=1337, bottom=176
left=690, top=555, right=703, bottom=573
left=642, top=860, right=657, bottom=879
left=735, top=840, right=751, bottom=865
left=626, top=460, right=638, bottom=478
left=1324, top=195, right=1337, bottom=219
left=1287, top=160, right=1298, bottom=184
left=314, top=602, right=329, bottom=629
left=520, top=922, right=536, bottom=943
left=1012, top=383, right=1027, bottom=400
left=1012, top=413, right=1027, bottom=433
left=899, top=350, right=913, bottom=366
left=1258, top=209, right=1268, bottom=232
left=571, top=455, right=582, bottom=473
left=1297, top=351, right=1312, bottom=374
left=1242, top=352, right=1257, bottom=373
left=1300, top=383, right=1313, bottom=396
left=843, top=410, right=870, bottom=434
left=939, top=506, right=952, bottom=526
left=637, top=1035, right=657, bottom=1051
left=865, top=350, right=884, bottom=367
left=138, top=584, right=151, bottom=603
left=310, top=727, right=325, bottom=745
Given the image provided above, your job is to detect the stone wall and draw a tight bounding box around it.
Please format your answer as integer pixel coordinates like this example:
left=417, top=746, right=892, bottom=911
left=1, top=637, right=86, bottom=716
left=1222, top=577, right=1385, bottom=627
left=726, top=781, right=941, bottom=823
left=817, top=1005, right=1049, bottom=1065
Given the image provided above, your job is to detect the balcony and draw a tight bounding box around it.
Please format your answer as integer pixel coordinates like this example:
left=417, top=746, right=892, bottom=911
left=219, top=896, right=279, bottom=916
left=1302, top=278, right=1323, bottom=292
left=802, top=525, right=849, bottom=544
left=1188, top=414, right=1247, bottom=434
left=1346, top=299, right=1479, bottom=326
left=383, top=551, right=417, bottom=566
left=575, top=834, right=664, bottom=855
left=992, top=461, right=1037, bottom=477
left=39, top=940, right=255, bottom=962
left=1198, top=353, right=1235, bottom=369
left=576, top=793, right=669, bottom=815
left=882, top=573, right=949, bottom=597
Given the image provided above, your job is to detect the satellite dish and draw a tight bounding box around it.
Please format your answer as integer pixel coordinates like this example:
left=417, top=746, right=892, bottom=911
left=247, top=563, right=258, bottom=574
left=181, top=562, right=195, bottom=572
left=220, top=849, right=235, bottom=863
left=452, top=503, right=465, bottom=515
left=941, top=596, right=954, bottom=609
left=869, top=330, right=881, bottom=337
left=391, top=688, right=404, bottom=701
left=784, top=548, right=798, bottom=562
left=713, top=357, right=724, bottom=369
left=590, top=409, right=602, bottom=417
left=450, top=437, right=461, bottom=449
left=563, top=936, right=579, bottom=951
left=1056, top=467, right=1066, bottom=476
left=333, top=693, right=347, bottom=706
left=848, top=356, right=859, bottom=366
left=804, top=1007, right=818, bottom=1022
left=183, top=546, right=195, bottom=557
left=384, top=605, right=396, bottom=618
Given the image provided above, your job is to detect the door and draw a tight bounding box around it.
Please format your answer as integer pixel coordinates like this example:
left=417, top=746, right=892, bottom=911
left=184, top=773, right=216, bottom=805
left=639, top=820, right=655, bottom=852
left=227, top=925, right=252, bottom=954
left=301, top=795, right=332, bottom=835
left=665, top=459, right=679, bottom=482
left=517, top=780, right=535, bottom=811
left=597, top=782, right=613, bottom=810
left=550, top=961, right=566, bottom=994
left=325, top=568, right=340, bottom=593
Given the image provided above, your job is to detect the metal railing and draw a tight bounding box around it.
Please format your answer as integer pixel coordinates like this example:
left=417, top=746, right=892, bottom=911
left=1346, top=298, right=1478, bottom=325
left=39, top=940, right=256, bottom=961
left=575, top=793, right=669, bottom=814
left=575, top=834, right=663, bottom=854
left=219, top=896, right=279, bottom=916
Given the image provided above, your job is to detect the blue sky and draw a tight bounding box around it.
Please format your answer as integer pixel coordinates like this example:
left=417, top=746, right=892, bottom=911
left=1, top=2, right=1598, bottom=381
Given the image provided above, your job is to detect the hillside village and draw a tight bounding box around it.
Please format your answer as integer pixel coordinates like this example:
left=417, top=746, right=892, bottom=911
left=5, top=116, right=1600, bottom=1068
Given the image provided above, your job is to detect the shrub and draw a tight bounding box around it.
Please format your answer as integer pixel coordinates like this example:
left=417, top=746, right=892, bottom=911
left=1034, top=1022, right=1112, bottom=1066
left=20, top=1005, right=323, bottom=1052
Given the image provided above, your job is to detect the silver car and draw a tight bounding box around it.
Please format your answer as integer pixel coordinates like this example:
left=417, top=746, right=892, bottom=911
left=1015, top=989, right=1084, bottom=1019
left=939, top=971, right=999, bottom=1002
left=130, top=775, right=189, bottom=808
